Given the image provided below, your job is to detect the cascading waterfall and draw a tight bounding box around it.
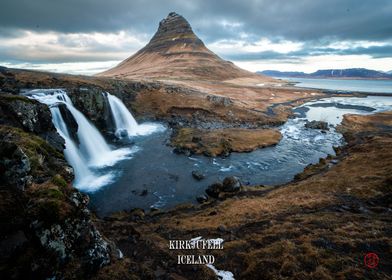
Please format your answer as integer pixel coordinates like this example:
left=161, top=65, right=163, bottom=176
left=106, top=92, right=164, bottom=138
left=49, top=106, right=95, bottom=185
left=107, top=93, right=139, bottom=138
left=23, top=89, right=132, bottom=191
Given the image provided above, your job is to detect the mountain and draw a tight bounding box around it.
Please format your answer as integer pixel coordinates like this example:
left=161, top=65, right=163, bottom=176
left=98, top=12, right=266, bottom=81
left=260, top=70, right=307, bottom=78
left=259, top=68, right=392, bottom=79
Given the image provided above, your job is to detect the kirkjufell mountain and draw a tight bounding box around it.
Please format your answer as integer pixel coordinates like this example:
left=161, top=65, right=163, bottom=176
left=98, top=12, right=269, bottom=81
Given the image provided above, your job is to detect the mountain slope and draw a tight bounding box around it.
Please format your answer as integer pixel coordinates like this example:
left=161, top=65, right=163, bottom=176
left=98, top=12, right=268, bottom=81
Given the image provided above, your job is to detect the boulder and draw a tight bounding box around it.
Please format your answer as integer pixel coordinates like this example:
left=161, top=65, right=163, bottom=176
left=205, top=182, right=223, bottom=198
left=192, top=170, right=205, bottom=180
left=222, top=176, right=242, bottom=192
left=305, top=120, right=329, bottom=130
left=196, top=194, right=209, bottom=203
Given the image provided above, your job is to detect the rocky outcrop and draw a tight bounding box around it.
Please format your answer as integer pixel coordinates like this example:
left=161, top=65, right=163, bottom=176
left=32, top=192, right=111, bottom=274
left=58, top=103, right=79, bottom=143
left=206, top=95, right=233, bottom=107
left=0, top=142, right=32, bottom=190
left=305, top=120, right=329, bottom=130
left=67, top=88, right=114, bottom=133
left=0, top=96, right=116, bottom=278
left=0, top=94, right=65, bottom=151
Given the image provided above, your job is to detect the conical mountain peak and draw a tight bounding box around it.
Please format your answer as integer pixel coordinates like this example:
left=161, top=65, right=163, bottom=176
left=157, top=12, right=193, bottom=36
left=98, top=13, right=263, bottom=81
left=145, top=12, right=205, bottom=53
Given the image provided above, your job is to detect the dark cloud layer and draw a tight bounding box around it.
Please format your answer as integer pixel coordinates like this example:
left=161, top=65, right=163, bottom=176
left=0, top=0, right=391, bottom=68
left=1, top=0, right=391, bottom=41
left=225, top=45, right=392, bottom=61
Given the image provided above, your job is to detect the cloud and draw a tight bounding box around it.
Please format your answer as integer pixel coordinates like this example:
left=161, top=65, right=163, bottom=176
left=0, top=0, right=391, bottom=73
left=0, top=30, right=146, bottom=63
left=1, top=0, right=391, bottom=41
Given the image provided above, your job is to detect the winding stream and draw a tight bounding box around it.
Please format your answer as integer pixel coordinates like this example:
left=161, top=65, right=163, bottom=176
left=89, top=96, right=392, bottom=216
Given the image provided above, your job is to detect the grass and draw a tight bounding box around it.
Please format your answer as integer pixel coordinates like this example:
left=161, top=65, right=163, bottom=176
left=171, top=127, right=282, bottom=156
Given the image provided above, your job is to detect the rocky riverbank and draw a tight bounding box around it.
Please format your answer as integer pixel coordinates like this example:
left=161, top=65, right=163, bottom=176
left=93, top=111, right=392, bottom=280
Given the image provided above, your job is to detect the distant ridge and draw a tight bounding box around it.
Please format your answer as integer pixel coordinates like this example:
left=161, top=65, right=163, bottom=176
left=259, top=68, right=392, bottom=79
left=98, top=12, right=268, bottom=81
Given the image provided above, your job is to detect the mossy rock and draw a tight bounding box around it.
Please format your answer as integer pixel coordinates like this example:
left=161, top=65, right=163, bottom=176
left=51, top=174, right=68, bottom=189
left=0, top=126, right=65, bottom=180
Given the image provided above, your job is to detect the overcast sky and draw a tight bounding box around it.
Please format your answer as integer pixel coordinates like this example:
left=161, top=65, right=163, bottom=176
left=1, top=0, right=391, bottom=74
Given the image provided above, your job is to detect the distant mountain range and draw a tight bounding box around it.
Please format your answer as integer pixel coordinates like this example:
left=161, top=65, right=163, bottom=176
left=259, top=68, right=392, bottom=79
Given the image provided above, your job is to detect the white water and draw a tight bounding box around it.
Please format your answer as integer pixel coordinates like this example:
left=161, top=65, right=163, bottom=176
left=106, top=92, right=165, bottom=138
left=23, top=89, right=133, bottom=191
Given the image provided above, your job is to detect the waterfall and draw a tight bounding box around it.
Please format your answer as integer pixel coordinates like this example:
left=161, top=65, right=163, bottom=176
left=23, top=89, right=132, bottom=191
left=106, top=92, right=165, bottom=138
left=50, top=106, right=94, bottom=186
left=107, top=93, right=139, bottom=138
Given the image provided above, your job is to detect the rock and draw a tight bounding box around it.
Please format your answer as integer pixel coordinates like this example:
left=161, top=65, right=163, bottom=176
left=173, top=147, right=191, bottom=156
left=0, top=95, right=65, bottom=152
left=218, top=225, right=227, bottom=232
left=67, top=87, right=113, bottom=132
left=192, top=170, right=205, bottom=180
left=35, top=211, right=111, bottom=271
left=305, top=120, right=329, bottom=130
left=129, top=208, right=145, bottom=221
left=58, top=103, right=79, bottom=143
left=196, top=194, right=209, bottom=203
left=206, top=95, right=233, bottom=107
left=222, top=176, right=242, bottom=192
left=0, top=142, right=32, bottom=190
left=140, top=189, right=148, bottom=196
left=191, top=136, right=201, bottom=143
left=0, top=230, right=28, bottom=258
left=205, top=182, right=223, bottom=198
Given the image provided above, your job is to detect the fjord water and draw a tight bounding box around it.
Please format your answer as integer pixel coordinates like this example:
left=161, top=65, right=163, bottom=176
left=281, top=77, right=392, bottom=94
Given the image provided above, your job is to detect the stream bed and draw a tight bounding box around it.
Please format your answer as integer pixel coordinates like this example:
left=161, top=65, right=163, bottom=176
left=88, top=95, right=392, bottom=216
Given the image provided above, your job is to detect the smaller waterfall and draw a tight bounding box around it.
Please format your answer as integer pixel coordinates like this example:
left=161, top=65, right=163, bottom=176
left=107, top=93, right=139, bottom=138
left=106, top=92, right=165, bottom=138
left=24, top=89, right=133, bottom=192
